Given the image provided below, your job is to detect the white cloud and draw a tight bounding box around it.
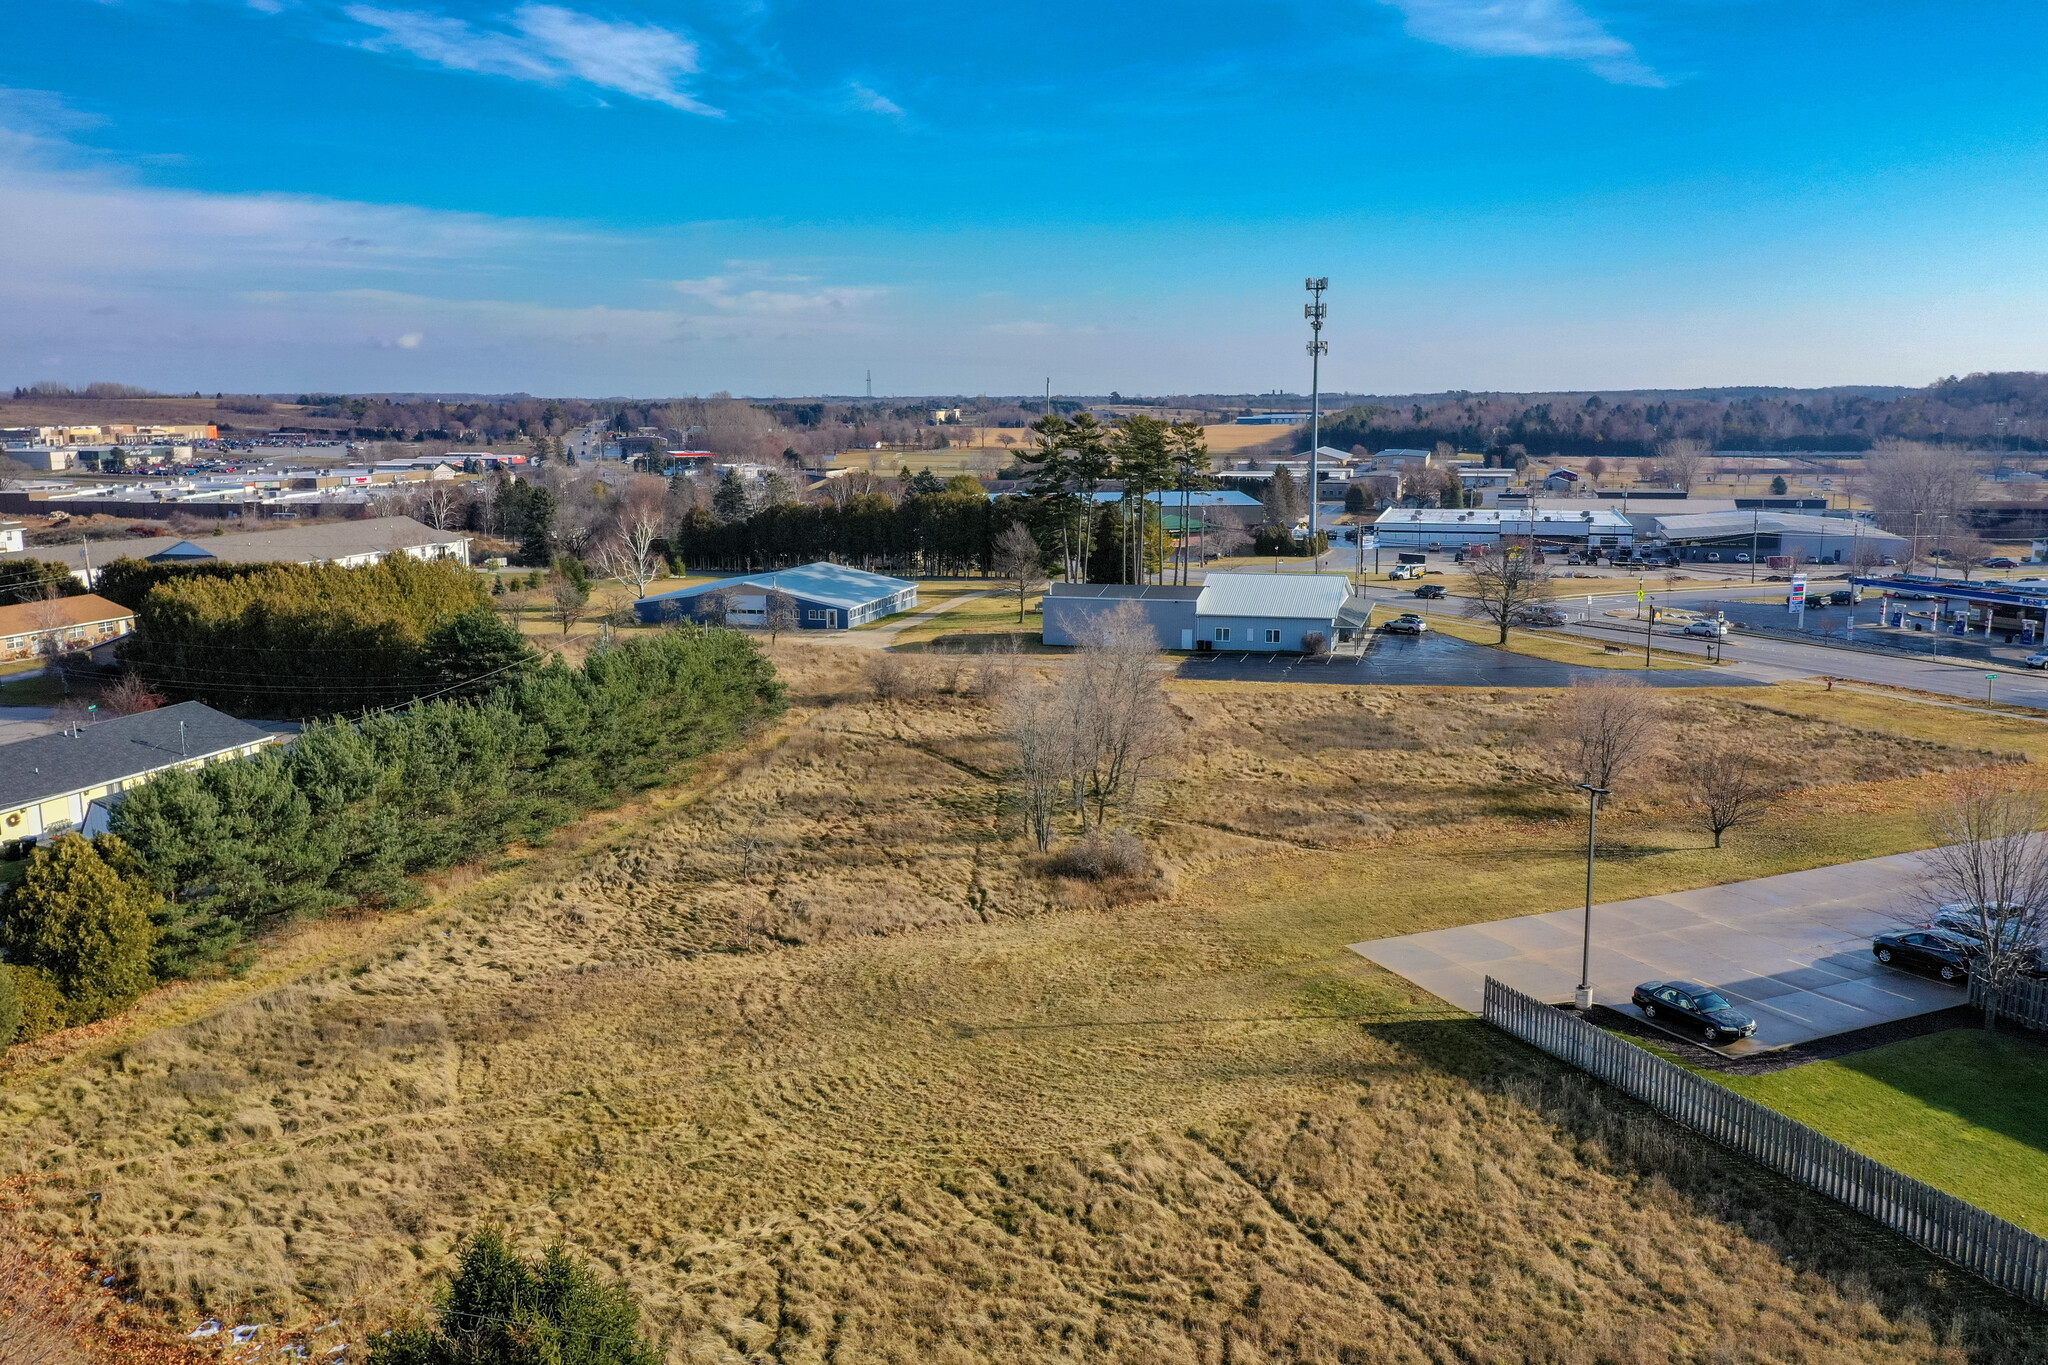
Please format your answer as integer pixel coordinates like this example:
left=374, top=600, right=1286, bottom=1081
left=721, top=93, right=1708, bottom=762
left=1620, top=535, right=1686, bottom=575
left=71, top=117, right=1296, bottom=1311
left=345, top=3, right=718, bottom=114
left=673, top=272, right=885, bottom=314
left=1378, top=0, right=1662, bottom=87
left=396, top=330, right=424, bottom=348
left=848, top=82, right=903, bottom=118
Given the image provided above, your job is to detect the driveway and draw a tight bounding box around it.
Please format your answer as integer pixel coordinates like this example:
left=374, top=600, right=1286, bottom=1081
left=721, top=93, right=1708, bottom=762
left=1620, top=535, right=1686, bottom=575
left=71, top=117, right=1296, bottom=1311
left=0, top=705, right=60, bottom=745
left=1177, top=631, right=1748, bottom=688
left=1350, top=850, right=1962, bottom=1053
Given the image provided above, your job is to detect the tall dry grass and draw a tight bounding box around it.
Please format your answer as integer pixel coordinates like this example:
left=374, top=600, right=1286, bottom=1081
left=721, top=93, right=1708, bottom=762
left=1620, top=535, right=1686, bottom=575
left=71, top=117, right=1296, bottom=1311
left=2, top=667, right=2044, bottom=1361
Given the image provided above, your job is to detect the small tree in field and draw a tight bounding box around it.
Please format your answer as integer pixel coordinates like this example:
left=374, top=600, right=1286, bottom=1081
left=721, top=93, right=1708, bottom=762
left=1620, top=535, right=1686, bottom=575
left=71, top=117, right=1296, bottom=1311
left=1546, top=676, right=1660, bottom=792
left=1679, top=740, right=1782, bottom=847
left=548, top=575, right=590, bottom=636
left=1463, top=542, right=1552, bottom=644
left=370, top=1228, right=662, bottom=1365
left=1919, top=779, right=2048, bottom=1031
left=764, top=589, right=800, bottom=643
left=991, top=522, right=1048, bottom=623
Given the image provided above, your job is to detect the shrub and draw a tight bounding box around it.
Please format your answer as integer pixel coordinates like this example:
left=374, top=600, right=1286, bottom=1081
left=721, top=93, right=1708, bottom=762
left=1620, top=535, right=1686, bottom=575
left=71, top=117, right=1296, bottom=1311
left=3, top=835, right=161, bottom=1025
left=866, top=653, right=925, bottom=700
left=4, top=966, right=66, bottom=1042
left=1044, top=831, right=1151, bottom=881
left=1302, top=631, right=1329, bottom=656
left=371, top=1228, right=662, bottom=1365
left=0, top=963, right=18, bottom=1046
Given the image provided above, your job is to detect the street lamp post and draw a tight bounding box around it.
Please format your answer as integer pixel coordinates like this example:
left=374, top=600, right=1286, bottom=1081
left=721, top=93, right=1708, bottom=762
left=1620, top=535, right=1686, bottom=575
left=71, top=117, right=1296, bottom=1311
left=1574, top=782, right=1610, bottom=1011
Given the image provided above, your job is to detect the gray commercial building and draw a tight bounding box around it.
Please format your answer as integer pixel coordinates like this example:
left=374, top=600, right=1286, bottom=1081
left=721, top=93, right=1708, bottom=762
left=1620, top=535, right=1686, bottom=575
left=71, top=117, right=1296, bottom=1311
left=1042, top=572, right=1354, bottom=653
left=1042, top=583, right=1202, bottom=648
left=1646, top=511, right=1907, bottom=565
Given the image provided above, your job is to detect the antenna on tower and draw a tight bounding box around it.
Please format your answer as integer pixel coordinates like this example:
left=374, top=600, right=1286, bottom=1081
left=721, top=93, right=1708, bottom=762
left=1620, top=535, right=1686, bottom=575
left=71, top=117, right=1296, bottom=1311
left=865, top=369, right=873, bottom=400
left=1304, top=276, right=1329, bottom=549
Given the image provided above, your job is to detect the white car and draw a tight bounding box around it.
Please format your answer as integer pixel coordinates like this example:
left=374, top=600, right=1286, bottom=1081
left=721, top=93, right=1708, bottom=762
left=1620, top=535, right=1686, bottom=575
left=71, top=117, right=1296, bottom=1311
left=1684, top=618, right=1731, bottom=638
left=2026, top=653, right=2048, bottom=670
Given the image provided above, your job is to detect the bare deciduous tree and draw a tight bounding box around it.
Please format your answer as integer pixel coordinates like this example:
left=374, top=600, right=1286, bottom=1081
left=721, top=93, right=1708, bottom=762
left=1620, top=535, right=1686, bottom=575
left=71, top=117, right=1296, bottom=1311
left=547, top=575, right=590, bottom=636
left=688, top=587, right=733, bottom=627
left=1546, top=675, right=1661, bottom=791
left=1678, top=740, right=1783, bottom=847
left=1657, top=438, right=1709, bottom=493
left=1462, top=542, right=1553, bottom=644
left=991, top=522, right=1047, bottom=623
left=1000, top=601, right=1178, bottom=846
left=764, top=589, right=800, bottom=644
left=1868, top=441, right=1983, bottom=550
left=1920, top=779, right=2048, bottom=1030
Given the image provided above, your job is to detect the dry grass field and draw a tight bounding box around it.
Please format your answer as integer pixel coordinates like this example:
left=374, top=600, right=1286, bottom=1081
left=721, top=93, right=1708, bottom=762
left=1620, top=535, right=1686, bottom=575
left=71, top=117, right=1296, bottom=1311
left=7, top=657, right=2048, bottom=1363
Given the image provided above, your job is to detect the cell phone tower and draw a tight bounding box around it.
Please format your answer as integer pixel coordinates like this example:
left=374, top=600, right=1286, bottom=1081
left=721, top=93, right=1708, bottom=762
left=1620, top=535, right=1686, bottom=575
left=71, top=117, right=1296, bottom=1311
left=1305, top=277, right=1328, bottom=542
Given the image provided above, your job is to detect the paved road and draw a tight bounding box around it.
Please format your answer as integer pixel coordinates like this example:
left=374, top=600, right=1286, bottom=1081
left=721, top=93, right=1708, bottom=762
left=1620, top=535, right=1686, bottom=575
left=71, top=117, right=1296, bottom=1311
left=1346, top=578, right=2048, bottom=708
left=0, top=705, right=59, bottom=745
left=1350, top=850, right=1963, bottom=1054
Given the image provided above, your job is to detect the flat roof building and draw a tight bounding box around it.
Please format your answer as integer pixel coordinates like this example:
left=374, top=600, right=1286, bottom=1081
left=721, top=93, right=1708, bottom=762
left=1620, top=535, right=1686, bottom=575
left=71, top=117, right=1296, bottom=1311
left=1646, top=511, right=1906, bottom=565
left=1372, top=505, right=1636, bottom=551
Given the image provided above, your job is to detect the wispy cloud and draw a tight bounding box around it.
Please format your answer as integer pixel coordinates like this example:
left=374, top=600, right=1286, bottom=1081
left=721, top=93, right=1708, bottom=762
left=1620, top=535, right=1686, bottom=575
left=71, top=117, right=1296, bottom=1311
left=673, top=271, right=884, bottom=314
left=847, top=82, right=903, bottom=118
left=1378, top=0, right=1662, bottom=87
left=344, top=3, right=719, bottom=114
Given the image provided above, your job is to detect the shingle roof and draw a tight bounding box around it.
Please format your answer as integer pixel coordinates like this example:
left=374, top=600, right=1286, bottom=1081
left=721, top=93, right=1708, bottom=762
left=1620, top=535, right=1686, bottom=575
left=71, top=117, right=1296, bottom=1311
left=638, top=562, right=916, bottom=611
left=0, top=593, right=133, bottom=637
left=1196, top=572, right=1351, bottom=619
left=0, top=701, right=277, bottom=811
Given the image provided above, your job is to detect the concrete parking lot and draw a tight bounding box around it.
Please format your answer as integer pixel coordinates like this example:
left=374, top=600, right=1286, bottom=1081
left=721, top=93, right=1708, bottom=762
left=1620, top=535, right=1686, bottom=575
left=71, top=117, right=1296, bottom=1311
left=1350, top=851, right=1963, bottom=1053
left=1177, top=632, right=1748, bottom=688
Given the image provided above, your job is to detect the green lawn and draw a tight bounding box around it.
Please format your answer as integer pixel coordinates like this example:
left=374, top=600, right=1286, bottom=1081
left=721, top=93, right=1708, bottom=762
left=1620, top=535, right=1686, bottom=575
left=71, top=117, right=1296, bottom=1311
left=1721, top=1028, right=2048, bottom=1232
left=0, top=673, right=68, bottom=706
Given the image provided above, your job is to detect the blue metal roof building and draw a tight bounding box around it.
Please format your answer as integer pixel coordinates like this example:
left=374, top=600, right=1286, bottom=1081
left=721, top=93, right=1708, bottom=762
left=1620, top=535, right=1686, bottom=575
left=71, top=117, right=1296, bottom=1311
left=634, top=563, right=917, bottom=630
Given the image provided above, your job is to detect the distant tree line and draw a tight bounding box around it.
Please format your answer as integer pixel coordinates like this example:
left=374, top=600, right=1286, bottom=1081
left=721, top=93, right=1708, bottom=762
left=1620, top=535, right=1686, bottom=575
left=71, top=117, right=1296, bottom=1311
left=1301, top=372, right=2048, bottom=460
left=0, top=626, right=786, bottom=1044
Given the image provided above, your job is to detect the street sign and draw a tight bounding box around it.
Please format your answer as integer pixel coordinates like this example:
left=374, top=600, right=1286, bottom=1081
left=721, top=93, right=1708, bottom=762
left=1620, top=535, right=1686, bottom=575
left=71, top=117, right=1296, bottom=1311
left=1635, top=585, right=1646, bottom=602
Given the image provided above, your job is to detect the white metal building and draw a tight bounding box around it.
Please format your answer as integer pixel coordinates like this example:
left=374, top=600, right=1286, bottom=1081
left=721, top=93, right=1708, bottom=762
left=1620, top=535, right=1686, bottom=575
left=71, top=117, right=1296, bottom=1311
left=1371, top=506, right=1636, bottom=553
left=1645, top=511, right=1907, bottom=565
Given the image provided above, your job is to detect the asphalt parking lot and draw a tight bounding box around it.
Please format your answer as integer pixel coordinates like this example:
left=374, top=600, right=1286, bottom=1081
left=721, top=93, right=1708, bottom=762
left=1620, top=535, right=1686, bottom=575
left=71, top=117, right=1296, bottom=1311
left=1177, top=631, right=1750, bottom=688
left=1350, top=850, right=1963, bottom=1054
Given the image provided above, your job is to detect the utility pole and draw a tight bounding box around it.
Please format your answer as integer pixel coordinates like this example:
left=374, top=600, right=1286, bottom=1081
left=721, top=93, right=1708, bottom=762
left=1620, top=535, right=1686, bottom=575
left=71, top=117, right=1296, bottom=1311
left=1574, top=783, right=1610, bottom=1010
left=1305, top=277, right=1328, bottom=552
left=1749, top=506, right=1760, bottom=582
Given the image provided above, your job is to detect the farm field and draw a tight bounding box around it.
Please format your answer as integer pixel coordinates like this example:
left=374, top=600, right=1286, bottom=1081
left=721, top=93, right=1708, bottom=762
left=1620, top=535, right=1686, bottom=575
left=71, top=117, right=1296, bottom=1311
left=6, top=660, right=2048, bottom=1361
left=1721, top=1029, right=2048, bottom=1234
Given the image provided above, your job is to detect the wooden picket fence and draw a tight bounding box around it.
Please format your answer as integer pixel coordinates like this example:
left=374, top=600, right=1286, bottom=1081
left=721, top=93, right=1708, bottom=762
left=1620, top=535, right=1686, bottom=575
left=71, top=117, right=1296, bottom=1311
left=1972, top=975, right=2048, bottom=1033
left=1482, top=976, right=2048, bottom=1308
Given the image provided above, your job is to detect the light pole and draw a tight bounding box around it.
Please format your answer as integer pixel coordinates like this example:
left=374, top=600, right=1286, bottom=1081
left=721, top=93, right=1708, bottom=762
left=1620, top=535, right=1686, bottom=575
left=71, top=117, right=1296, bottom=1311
left=1575, top=782, right=1610, bottom=1011
left=1305, top=277, right=1328, bottom=553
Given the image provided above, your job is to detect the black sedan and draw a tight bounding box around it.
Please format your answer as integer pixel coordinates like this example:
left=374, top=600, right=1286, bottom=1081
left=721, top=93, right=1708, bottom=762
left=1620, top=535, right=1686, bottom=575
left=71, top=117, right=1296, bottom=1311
left=1872, top=928, right=1974, bottom=983
left=1413, top=583, right=1447, bottom=599
left=1632, top=980, right=1758, bottom=1043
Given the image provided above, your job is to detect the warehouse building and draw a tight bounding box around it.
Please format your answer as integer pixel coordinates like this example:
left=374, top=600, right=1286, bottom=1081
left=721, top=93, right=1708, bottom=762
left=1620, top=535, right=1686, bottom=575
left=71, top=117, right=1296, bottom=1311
left=634, top=562, right=917, bottom=630
left=1372, top=505, right=1636, bottom=554
left=1042, top=572, right=1353, bottom=652
left=1646, top=511, right=1907, bottom=565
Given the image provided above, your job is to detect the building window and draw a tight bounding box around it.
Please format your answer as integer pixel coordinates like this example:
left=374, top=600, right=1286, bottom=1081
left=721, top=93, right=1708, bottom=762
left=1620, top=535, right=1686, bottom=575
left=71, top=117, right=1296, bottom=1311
left=1264, top=629, right=1282, bottom=644
left=1214, top=627, right=1230, bottom=641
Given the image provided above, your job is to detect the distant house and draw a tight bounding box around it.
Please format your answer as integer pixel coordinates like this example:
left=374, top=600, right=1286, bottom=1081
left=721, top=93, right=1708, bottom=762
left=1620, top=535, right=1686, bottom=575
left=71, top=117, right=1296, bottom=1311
left=0, top=701, right=281, bottom=847
left=0, top=521, right=22, bottom=553
left=0, top=593, right=136, bottom=663
left=634, top=562, right=918, bottom=630
left=1543, top=468, right=1581, bottom=490
left=1043, top=572, right=1353, bottom=652
left=0, top=515, right=472, bottom=587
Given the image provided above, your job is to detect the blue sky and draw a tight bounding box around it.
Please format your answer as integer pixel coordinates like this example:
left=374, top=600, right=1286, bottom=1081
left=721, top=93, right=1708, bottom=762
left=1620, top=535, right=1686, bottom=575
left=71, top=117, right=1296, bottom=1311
left=5, top=0, right=2048, bottom=396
